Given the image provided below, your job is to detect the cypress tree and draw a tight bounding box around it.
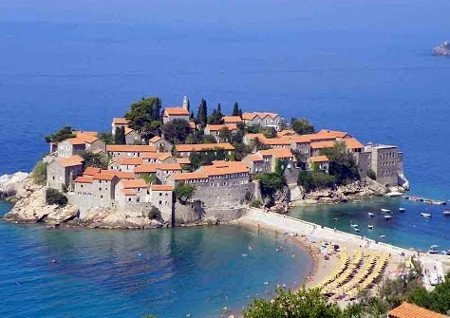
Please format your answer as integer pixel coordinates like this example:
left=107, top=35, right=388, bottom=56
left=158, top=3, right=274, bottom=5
left=232, top=102, right=241, bottom=116
left=114, top=127, right=126, bottom=145
left=197, top=98, right=208, bottom=126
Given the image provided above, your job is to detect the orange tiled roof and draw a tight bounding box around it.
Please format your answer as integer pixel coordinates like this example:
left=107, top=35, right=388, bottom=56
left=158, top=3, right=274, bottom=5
left=264, top=137, right=292, bottom=146
left=344, top=137, right=364, bottom=149
left=157, top=153, right=173, bottom=161
left=310, top=140, right=336, bottom=149
left=317, top=129, right=350, bottom=139
left=259, top=148, right=294, bottom=158
left=246, top=153, right=264, bottom=162
left=124, top=127, right=134, bottom=135
left=106, top=145, right=156, bottom=152
left=102, top=170, right=135, bottom=180
left=149, top=136, right=162, bottom=143
left=200, top=161, right=249, bottom=176
left=309, top=155, right=329, bottom=163
left=151, top=184, right=174, bottom=191
left=84, top=167, right=101, bottom=176
left=176, top=157, right=191, bottom=165
left=175, top=143, right=235, bottom=152
left=116, top=157, right=144, bottom=165
left=120, top=179, right=148, bottom=189
left=121, top=188, right=137, bottom=196
left=388, top=302, right=449, bottom=318
left=277, top=129, right=297, bottom=137
left=242, top=112, right=279, bottom=121
left=141, top=152, right=162, bottom=160
left=56, top=155, right=84, bottom=167
left=113, top=118, right=129, bottom=125
left=206, top=124, right=237, bottom=132
left=155, top=162, right=182, bottom=171
left=164, top=106, right=190, bottom=116
left=134, top=164, right=158, bottom=173
left=92, top=171, right=117, bottom=181
left=74, top=176, right=93, bottom=183
left=172, top=172, right=208, bottom=181
left=223, top=116, right=242, bottom=123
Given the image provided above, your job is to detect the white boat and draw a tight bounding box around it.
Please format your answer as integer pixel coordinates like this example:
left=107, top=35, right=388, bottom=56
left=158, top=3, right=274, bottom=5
left=350, top=223, right=359, bottom=228
left=384, top=215, right=393, bottom=220
left=354, top=227, right=360, bottom=232
left=443, top=210, right=450, bottom=216
left=428, top=245, right=439, bottom=254
left=399, top=208, right=406, bottom=212
left=368, top=212, right=375, bottom=217
left=421, top=212, right=432, bottom=218
left=381, top=208, right=391, bottom=213
left=385, top=192, right=403, bottom=197
left=379, top=235, right=386, bottom=239
left=368, top=224, right=374, bottom=229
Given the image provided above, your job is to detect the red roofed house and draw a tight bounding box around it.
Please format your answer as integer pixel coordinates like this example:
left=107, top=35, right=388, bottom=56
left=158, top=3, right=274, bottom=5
left=204, top=124, right=238, bottom=142
left=148, top=135, right=173, bottom=152
left=308, top=155, right=330, bottom=174
left=162, top=105, right=190, bottom=124
left=387, top=302, right=448, bottom=318
left=57, top=132, right=105, bottom=158
left=111, top=117, right=130, bottom=135
left=47, top=155, right=84, bottom=191
left=241, top=112, right=282, bottom=130
left=174, top=143, right=235, bottom=158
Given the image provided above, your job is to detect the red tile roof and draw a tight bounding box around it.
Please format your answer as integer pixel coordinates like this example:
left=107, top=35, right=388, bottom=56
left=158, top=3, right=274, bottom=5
left=259, top=148, right=294, bottom=158
left=310, top=140, right=336, bottom=149
left=112, top=118, right=129, bottom=125
left=151, top=184, right=174, bottom=191
left=164, top=107, right=190, bottom=116
left=106, top=145, right=156, bottom=153
left=84, top=167, right=101, bottom=176
left=242, top=112, right=279, bottom=120
left=56, top=155, right=84, bottom=167
left=115, top=157, right=144, bottom=165
left=74, top=176, right=94, bottom=183
left=205, top=124, right=238, bottom=131
left=344, top=137, right=364, bottom=149
left=309, top=155, right=329, bottom=163
left=175, top=143, right=235, bottom=152
left=388, top=303, right=449, bottom=318
left=223, top=116, right=242, bottom=123
left=120, top=179, right=148, bottom=189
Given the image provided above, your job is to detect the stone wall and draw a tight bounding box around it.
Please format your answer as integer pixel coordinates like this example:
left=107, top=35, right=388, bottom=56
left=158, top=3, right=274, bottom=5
left=190, top=182, right=255, bottom=208
left=173, top=201, right=247, bottom=225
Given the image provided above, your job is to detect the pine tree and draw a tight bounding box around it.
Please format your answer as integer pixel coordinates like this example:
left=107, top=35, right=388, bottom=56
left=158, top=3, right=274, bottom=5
left=197, top=98, right=208, bottom=126
left=232, top=102, right=242, bottom=117
left=114, top=127, right=126, bottom=144
left=217, top=103, right=221, bottom=113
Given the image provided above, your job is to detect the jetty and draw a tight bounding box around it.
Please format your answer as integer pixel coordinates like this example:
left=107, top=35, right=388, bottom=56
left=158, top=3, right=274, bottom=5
left=404, top=195, right=447, bottom=206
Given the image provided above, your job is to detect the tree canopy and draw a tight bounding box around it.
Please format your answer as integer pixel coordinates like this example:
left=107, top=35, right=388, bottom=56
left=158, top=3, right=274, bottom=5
left=291, top=118, right=315, bottom=135
left=125, top=96, right=162, bottom=132
left=207, top=103, right=224, bottom=125
left=81, top=151, right=110, bottom=170
left=174, top=184, right=196, bottom=204
left=44, top=126, right=75, bottom=143
left=322, top=141, right=360, bottom=185
left=114, top=127, right=126, bottom=145
left=197, top=98, right=208, bottom=127
left=162, top=119, right=191, bottom=144
left=232, top=102, right=243, bottom=117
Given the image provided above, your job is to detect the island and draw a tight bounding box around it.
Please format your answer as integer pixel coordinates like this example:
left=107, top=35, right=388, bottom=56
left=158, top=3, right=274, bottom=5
left=433, top=41, right=450, bottom=56
left=1, top=95, right=408, bottom=229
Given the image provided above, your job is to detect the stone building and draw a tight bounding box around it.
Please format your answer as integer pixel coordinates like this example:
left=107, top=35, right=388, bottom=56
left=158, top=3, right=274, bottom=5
left=124, top=128, right=142, bottom=145
left=111, top=118, right=130, bottom=135
left=109, top=157, right=144, bottom=172
left=47, top=155, right=84, bottom=191
left=308, top=155, right=330, bottom=174
left=204, top=124, right=238, bottom=142
left=358, top=144, right=404, bottom=186
left=241, top=112, right=282, bottom=130
left=174, top=143, right=235, bottom=158
left=162, top=106, right=190, bottom=124
left=148, top=136, right=173, bottom=152
left=106, top=145, right=156, bottom=158
left=57, top=132, right=105, bottom=158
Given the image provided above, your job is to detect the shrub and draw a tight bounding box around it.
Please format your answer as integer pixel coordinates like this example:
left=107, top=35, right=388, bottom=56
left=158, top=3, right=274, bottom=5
left=46, top=188, right=68, bottom=206
left=250, top=200, right=262, bottom=208
left=174, top=184, right=196, bottom=204
left=31, top=160, right=47, bottom=185
left=297, top=171, right=336, bottom=192
left=367, top=169, right=377, bottom=180
left=254, top=172, right=285, bottom=196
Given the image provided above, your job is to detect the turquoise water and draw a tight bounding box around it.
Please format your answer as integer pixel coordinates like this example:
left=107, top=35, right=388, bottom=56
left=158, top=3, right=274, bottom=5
left=0, top=202, right=312, bottom=318
left=290, top=197, right=450, bottom=251
left=1, top=1, right=450, bottom=316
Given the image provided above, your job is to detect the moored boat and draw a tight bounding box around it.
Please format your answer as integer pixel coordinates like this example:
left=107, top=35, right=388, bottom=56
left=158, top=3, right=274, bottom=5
left=354, top=227, right=360, bottom=232
left=368, top=212, right=374, bottom=218
left=368, top=224, right=374, bottom=229
left=428, top=245, right=439, bottom=254
left=443, top=210, right=450, bottom=216
left=421, top=212, right=432, bottom=218
left=381, top=208, right=391, bottom=213
left=385, top=192, right=403, bottom=197
left=384, top=215, right=393, bottom=220
left=399, top=208, right=406, bottom=212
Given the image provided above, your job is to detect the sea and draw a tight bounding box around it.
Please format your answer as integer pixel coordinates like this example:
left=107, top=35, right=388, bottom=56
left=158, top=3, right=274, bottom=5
left=0, top=1, right=449, bottom=317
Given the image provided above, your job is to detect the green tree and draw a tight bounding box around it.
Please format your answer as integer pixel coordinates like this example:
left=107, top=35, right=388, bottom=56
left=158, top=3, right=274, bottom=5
left=291, top=118, right=315, bottom=135
left=81, top=151, right=110, bottom=170
left=98, top=132, right=114, bottom=145
left=162, top=119, right=191, bottom=144
left=254, top=172, right=285, bottom=197
left=232, top=102, right=242, bottom=116
left=46, top=188, right=68, bottom=206
left=141, top=120, right=161, bottom=142
left=297, top=171, right=336, bottom=192
left=114, top=127, right=126, bottom=145
left=188, top=149, right=228, bottom=170
left=322, top=141, right=360, bottom=185
left=141, top=173, right=157, bottom=184
left=207, top=103, right=224, bottom=125
left=174, top=184, right=196, bottom=204
left=125, top=96, right=162, bottom=132
left=44, top=126, right=75, bottom=144
left=243, top=288, right=344, bottom=318
left=197, top=98, right=208, bottom=126
left=261, top=127, right=277, bottom=139
left=31, top=160, right=47, bottom=185
left=409, top=273, right=450, bottom=314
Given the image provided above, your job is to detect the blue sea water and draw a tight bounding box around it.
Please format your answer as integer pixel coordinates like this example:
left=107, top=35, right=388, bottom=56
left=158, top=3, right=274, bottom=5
left=1, top=1, right=450, bottom=317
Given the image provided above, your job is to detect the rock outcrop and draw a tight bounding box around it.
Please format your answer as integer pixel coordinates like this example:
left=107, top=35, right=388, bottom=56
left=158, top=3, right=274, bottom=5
left=433, top=41, right=450, bottom=56
left=0, top=172, right=29, bottom=201
left=291, top=177, right=387, bottom=205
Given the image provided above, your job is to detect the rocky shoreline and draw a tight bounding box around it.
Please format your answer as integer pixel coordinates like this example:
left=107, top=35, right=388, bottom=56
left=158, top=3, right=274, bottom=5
left=433, top=41, right=450, bottom=56
left=1, top=172, right=405, bottom=229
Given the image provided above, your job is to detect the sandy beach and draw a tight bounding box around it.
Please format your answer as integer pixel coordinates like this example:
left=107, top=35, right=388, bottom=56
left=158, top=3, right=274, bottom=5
left=236, top=208, right=450, bottom=302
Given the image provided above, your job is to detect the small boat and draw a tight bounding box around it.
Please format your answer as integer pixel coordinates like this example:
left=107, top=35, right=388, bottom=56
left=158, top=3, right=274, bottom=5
left=350, top=223, right=359, bottom=228
left=354, top=227, right=360, bottom=232
left=443, top=210, right=450, bottom=216
left=428, top=245, right=439, bottom=254
left=379, top=235, right=386, bottom=239
left=368, top=212, right=375, bottom=218
left=368, top=224, right=374, bottom=229
left=421, top=212, right=432, bottom=218
left=384, top=215, right=393, bottom=220
left=399, top=208, right=406, bottom=212
left=381, top=208, right=391, bottom=213
left=385, top=192, right=403, bottom=197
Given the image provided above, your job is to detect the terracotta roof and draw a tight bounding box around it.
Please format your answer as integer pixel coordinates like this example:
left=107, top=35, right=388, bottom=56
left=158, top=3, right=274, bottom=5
left=72, top=132, right=98, bottom=144
left=164, top=106, right=190, bottom=116
left=84, top=167, right=101, bottom=176
left=115, top=157, right=144, bottom=165
left=309, top=155, right=329, bottom=163
left=74, top=176, right=93, bottom=183
left=65, top=137, right=88, bottom=146
left=176, top=157, right=191, bottom=165
left=172, top=172, right=208, bottom=181
left=242, top=112, right=279, bottom=121
left=310, top=140, right=336, bottom=149
left=223, top=116, right=242, bottom=123
left=134, top=164, right=158, bottom=173
left=317, top=129, right=350, bottom=139
left=151, top=184, right=174, bottom=191
left=344, top=137, right=364, bottom=149
left=388, top=302, right=449, bottom=318
left=121, top=188, right=137, bottom=196
left=175, top=143, right=235, bottom=152
left=157, top=153, right=173, bottom=161
left=245, top=153, right=264, bottom=162
left=102, top=170, right=134, bottom=180
left=199, top=161, right=249, bottom=176
left=92, top=171, right=117, bottom=181
left=244, top=133, right=291, bottom=146
left=120, top=179, right=148, bottom=189
left=155, top=163, right=182, bottom=171
left=141, top=152, right=162, bottom=160
left=106, top=145, right=156, bottom=153
left=259, top=148, right=294, bottom=158
left=112, top=118, right=129, bottom=125
left=149, top=136, right=162, bottom=143
left=56, top=155, right=84, bottom=167
left=134, top=163, right=182, bottom=173
left=124, top=127, right=134, bottom=135
left=277, top=129, right=297, bottom=137
left=205, top=124, right=237, bottom=132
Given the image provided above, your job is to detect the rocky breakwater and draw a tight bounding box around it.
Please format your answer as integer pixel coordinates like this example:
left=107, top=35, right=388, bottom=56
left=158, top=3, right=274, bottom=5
left=292, top=177, right=388, bottom=205
left=432, top=41, right=450, bottom=56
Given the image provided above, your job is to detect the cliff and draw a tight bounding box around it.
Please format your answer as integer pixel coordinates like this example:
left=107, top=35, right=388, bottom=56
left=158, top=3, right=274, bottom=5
left=432, top=41, right=450, bottom=56
left=290, top=177, right=389, bottom=205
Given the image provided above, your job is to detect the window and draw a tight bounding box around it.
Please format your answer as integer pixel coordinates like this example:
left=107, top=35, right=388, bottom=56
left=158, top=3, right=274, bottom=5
left=159, top=200, right=162, bottom=205
left=100, top=195, right=104, bottom=199
left=99, top=188, right=102, bottom=191
left=159, top=193, right=162, bottom=196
